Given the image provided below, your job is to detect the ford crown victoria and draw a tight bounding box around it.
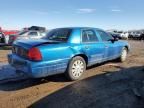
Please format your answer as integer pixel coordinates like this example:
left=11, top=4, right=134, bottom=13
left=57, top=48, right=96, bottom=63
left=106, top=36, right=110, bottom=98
left=8, top=27, right=130, bottom=80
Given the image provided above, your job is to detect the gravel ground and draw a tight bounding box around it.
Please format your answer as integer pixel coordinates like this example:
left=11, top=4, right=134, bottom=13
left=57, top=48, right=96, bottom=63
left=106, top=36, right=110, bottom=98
left=0, top=40, right=144, bottom=108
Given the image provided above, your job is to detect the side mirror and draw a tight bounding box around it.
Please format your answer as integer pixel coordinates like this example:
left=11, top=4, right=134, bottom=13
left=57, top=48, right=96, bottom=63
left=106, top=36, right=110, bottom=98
left=111, top=37, right=118, bottom=43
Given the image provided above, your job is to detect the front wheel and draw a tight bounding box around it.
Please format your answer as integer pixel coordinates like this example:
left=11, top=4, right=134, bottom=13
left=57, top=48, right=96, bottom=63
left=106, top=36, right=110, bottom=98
left=65, top=56, right=86, bottom=81
left=119, top=47, right=128, bottom=62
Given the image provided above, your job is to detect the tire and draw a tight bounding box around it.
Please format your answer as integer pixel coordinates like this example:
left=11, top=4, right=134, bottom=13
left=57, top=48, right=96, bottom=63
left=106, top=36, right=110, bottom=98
left=65, top=56, right=86, bottom=81
left=119, top=47, right=128, bottom=62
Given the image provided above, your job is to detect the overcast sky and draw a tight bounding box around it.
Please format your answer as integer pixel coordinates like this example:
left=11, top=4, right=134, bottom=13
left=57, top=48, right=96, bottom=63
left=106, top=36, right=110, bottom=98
left=0, top=0, right=144, bottom=30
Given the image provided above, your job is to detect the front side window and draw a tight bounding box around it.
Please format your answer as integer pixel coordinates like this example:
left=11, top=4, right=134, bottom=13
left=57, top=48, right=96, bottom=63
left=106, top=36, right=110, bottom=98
left=97, top=30, right=113, bottom=41
left=82, top=30, right=98, bottom=43
left=44, top=28, right=72, bottom=42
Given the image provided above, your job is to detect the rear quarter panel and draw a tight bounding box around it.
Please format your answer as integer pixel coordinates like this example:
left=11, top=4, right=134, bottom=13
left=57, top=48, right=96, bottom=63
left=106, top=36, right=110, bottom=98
left=38, top=43, right=84, bottom=61
left=30, top=43, right=83, bottom=77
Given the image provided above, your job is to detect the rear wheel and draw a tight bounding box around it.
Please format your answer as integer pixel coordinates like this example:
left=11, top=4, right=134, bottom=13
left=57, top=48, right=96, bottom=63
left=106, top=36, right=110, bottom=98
left=66, top=56, right=86, bottom=81
left=119, top=47, right=128, bottom=62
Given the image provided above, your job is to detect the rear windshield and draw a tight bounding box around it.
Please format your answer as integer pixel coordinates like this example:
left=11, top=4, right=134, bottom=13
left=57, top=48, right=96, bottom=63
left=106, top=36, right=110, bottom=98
left=44, top=28, right=72, bottom=42
left=18, top=31, right=28, bottom=35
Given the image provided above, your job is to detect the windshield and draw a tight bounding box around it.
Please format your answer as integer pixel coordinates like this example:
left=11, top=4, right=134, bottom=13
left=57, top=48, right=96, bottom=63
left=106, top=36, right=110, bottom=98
left=44, top=28, right=72, bottom=42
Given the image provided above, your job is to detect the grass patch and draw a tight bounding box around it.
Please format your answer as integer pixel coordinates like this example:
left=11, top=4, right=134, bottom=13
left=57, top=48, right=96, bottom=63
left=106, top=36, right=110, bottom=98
left=0, top=46, right=12, bottom=50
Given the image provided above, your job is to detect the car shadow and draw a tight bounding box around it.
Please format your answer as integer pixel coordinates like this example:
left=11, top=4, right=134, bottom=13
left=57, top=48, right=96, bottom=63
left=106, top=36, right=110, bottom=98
left=0, top=73, right=69, bottom=91
left=0, top=60, right=120, bottom=91
left=87, top=59, right=123, bottom=70
left=28, top=66, right=144, bottom=108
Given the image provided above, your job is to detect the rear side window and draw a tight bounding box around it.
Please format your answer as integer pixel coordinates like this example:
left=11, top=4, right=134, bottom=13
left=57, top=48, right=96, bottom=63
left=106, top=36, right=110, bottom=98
left=45, top=28, right=72, bottom=42
left=28, top=32, right=38, bottom=36
left=97, top=30, right=113, bottom=41
left=82, top=30, right=98, bottom=43
left=19, top=31, right=28, bottom=35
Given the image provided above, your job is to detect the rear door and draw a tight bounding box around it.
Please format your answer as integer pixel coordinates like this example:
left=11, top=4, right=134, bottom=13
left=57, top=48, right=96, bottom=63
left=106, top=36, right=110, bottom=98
left=81, top=29, right=105, bottom=65
left=96, top=30, right=120, bottom=60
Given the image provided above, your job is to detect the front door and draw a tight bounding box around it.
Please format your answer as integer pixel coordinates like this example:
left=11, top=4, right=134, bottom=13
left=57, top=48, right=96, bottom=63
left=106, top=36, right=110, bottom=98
left=96, top=30, right=120, bottom=60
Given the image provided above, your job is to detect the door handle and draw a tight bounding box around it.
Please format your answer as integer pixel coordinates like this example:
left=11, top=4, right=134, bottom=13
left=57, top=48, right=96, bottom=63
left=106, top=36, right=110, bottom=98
left=85, top=46, right=90, bottom=49
left=105, top=45, right=109, bottom=48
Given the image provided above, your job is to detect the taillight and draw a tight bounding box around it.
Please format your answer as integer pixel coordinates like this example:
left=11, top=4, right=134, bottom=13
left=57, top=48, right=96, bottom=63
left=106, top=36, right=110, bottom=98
left=28, top=47, right=42, bottom=61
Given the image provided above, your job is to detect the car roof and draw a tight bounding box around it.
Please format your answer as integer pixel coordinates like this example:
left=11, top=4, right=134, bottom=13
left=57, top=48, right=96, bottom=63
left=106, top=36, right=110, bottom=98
left=52, top=27, right=103, bottom=31
left=27, top=30, right=39, bottom=32
left=21, top=30, right=46, bottom=33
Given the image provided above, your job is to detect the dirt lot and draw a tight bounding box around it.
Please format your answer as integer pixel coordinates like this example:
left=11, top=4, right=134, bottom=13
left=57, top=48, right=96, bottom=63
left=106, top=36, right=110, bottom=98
left=0, top=40, right=144, bottom=108
left=0, top=46, right=11, bottom=63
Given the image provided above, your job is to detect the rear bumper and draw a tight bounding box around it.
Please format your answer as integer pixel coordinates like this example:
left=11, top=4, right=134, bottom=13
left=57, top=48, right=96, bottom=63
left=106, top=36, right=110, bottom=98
left=8, top=54, right=32, bottom=77
left=8, top=54, right=69, bottom=78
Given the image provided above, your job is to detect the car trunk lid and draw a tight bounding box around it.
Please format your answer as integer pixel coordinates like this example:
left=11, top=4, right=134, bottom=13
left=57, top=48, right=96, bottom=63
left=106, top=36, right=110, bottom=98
left=12, top=39, right=61, bottom=59
left=13, top=39, right=60, bottom=48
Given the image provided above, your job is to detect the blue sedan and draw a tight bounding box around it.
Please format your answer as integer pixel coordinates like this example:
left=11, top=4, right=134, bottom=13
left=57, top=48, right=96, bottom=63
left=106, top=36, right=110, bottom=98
left=8, top=27, right=130, bottom=80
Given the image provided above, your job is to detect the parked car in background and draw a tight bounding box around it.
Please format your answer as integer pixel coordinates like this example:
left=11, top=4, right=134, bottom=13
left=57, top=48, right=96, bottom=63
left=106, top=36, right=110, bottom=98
left=120, top=32, right=129, bottom=40
left=0, top=32, right=5, bottom=43
left=4, top=35, right=9, bottom=44
left=8, top=27, right=130, bottom=81
left=140, top=32, right=144, bottom=40
left=28, top=26, right=46, bottom=32
left=107, top=32, right=122, bottom=39
left=8, top=30, right=46, bottom=45
left=0, top=27, right=19, bottom=45
left=133, top=31, right=142, bottom=40
left=128, top=32, right=133, bottom=39
left=115, top=31, right=123, bottom=34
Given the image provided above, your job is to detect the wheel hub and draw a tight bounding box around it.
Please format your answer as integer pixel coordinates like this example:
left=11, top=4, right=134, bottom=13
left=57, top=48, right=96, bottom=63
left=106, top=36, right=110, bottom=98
left=72, top=60, right=84, bottom=78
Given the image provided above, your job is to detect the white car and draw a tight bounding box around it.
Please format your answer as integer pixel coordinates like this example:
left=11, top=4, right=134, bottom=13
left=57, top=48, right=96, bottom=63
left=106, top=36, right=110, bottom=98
left=133, top=32, right=141, bottom=38
left=8, top=30, right=46, bottom=45
left=4, top=35, right=9, bottom=44
left=120, top=32, right=129, bottom=39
